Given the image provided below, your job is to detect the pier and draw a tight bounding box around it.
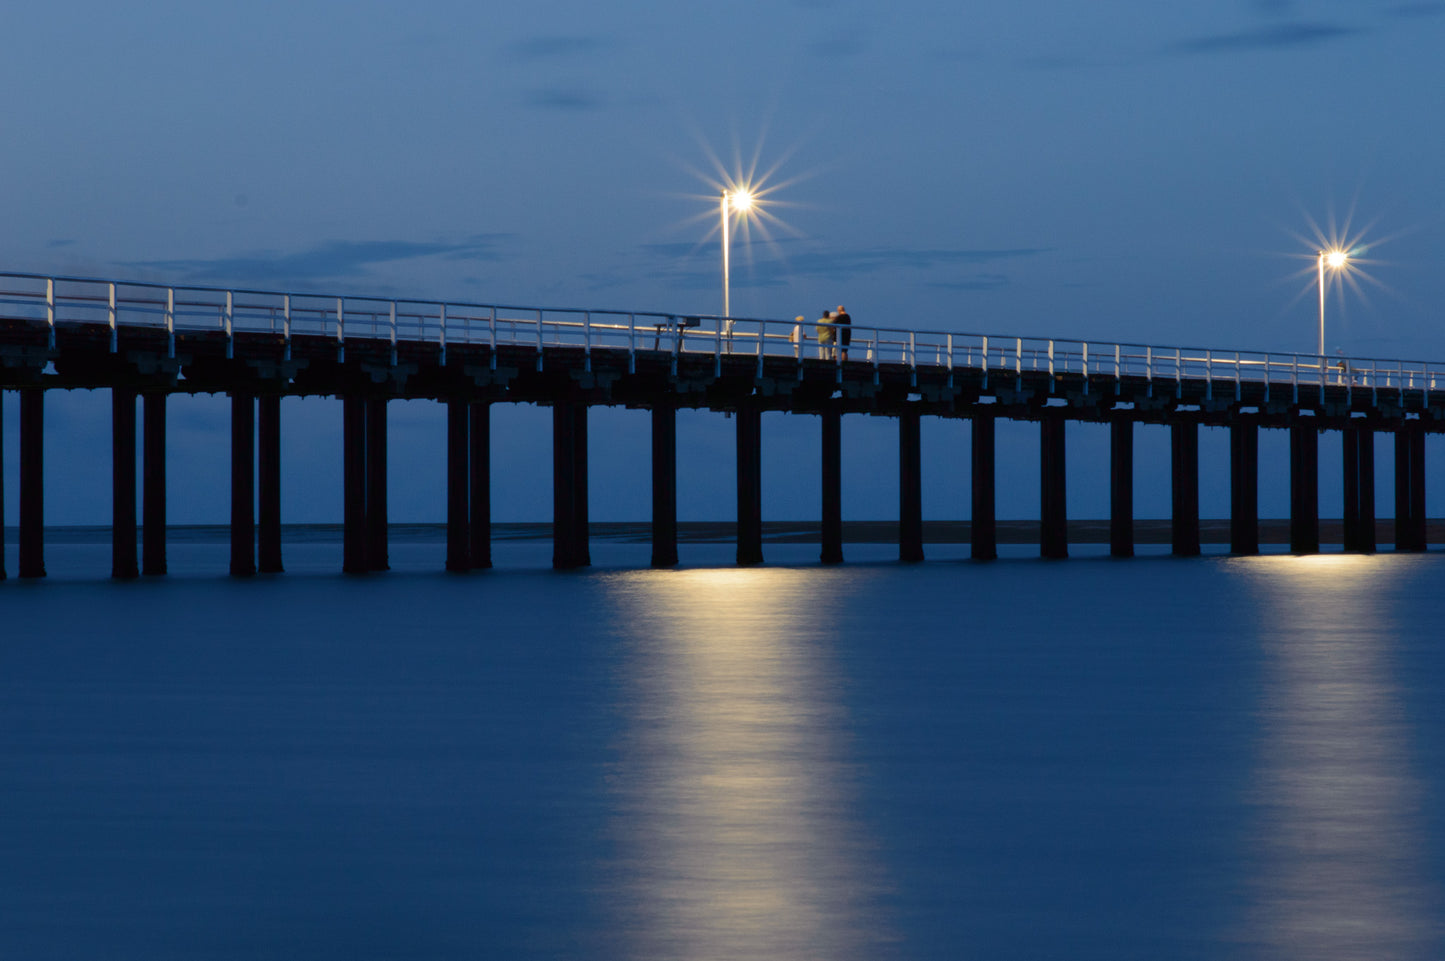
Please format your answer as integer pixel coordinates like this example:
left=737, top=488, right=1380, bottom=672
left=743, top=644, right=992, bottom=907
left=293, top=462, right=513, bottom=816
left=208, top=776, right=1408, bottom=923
left=1, top=271, right=1440, bottom=577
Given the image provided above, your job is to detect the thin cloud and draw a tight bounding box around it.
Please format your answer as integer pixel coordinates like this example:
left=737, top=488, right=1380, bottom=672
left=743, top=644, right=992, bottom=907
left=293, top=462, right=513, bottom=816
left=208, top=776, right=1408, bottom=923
left=508, top=35, right=613, bottom=60
left=807, top=31, right=869, bottom=59
left=1170, top=21, right=1366, bottom=54
left=126, top=236, right=510, bottom=287
left=1387, top=2, right=1445, bottom=18
left=784, top=246, right=1049, bottom=276
left=634, top=242, right=1047, bottom=293
left=524, top=86, right=605, bottom=111
left=928, top=274, right=1011, bottom=291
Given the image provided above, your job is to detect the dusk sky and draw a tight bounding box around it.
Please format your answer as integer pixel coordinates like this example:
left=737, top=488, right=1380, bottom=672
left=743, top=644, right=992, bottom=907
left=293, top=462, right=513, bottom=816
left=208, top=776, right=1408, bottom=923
left=5, top=0, right=1445, bottom=532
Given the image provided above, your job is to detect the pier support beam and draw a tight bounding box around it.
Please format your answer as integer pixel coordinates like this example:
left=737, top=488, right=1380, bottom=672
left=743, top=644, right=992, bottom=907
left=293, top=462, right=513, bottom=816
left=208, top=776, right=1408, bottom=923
left=1395, top=424, right=1427, bottom=552
left=821, top=404, right=843, bottom=564
left=143, top=393, right=167, bottom=575
left=1342, top=424, right=1376, bottom=554
left=1040, top=412, right=1068, bottom=559
left=258, top=395, right=282, bottom=573
left=1110, top=414, right=1134, bottom=558
left=19, top=388, right=44, bottom=578
left=1171, top=419, right=1201, bottom=557
left=343, top=396, right=369, bottom=573
left=112, top=387, right=139, bottom=579
left=651, top=400, right=678, bottom=568
left=0, top=391, right=4, bottom=581
left=366, top=397, right=388, bottom=571
left=971, top=410, right=997, bottom=560
left=469, top=401, right=492, bottom=570
left=1229, top=419, right=1259, bottom=556
left=1289, top=422, right=1319, bottom=555
left=230, top=391, right=256, bottom=576
left=736, top=404, right=763, bottom=566
left=446, top=398, right=470, bottom=572
left=899, top=408, right=924, bottom=563
left=552, top=401, right=591, bottom=569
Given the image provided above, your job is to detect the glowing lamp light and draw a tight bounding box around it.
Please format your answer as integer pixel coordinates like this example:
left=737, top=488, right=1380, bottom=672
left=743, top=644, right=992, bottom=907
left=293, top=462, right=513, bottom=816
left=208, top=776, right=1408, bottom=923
left=1317, top=248, right=1352, bottom=358
left=721, top=188, right=757, bottom=319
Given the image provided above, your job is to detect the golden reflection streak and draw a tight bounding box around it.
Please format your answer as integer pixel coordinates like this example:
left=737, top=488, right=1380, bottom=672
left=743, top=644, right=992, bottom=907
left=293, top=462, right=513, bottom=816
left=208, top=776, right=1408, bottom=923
left=1233, top=555, right=1439, bottom=959
left=603, top=568, right=889, bottom=960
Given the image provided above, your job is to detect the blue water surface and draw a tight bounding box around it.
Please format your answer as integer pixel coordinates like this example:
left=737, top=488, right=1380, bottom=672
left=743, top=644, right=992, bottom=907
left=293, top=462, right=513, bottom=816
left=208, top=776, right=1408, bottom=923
left=2, top=538, right=1443, bottom=960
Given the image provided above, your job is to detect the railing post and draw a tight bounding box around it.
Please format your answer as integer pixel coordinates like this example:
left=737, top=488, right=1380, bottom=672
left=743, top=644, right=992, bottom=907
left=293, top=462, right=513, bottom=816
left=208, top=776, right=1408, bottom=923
left=488, top=307, right=498, bottom=369
left=45, top=277, right=55, bottom=349
left=671, top=316, right=681, bottom=378
left=439, top=303, right=448, bottom=366
left=389, top=301, right=398, bottom=365
left=108, top=282, right=118, bottom=353
left=584, top=311, right=592, bottom=372
left=628, top=313, right=636, bottom=373
left=166, top=287, right=176, bottom=358
left=224, top=289, right=233, bottom=358
left=336, top=297, right=345, bottom=362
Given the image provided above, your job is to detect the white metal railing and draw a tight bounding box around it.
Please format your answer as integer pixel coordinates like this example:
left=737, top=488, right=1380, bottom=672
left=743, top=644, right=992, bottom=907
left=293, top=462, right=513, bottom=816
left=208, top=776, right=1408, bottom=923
left=0, top=270, right=1438, bottom=394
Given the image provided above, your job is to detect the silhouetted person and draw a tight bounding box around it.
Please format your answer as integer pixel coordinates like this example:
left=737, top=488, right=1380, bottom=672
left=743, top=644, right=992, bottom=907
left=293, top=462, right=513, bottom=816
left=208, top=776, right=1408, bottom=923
left=816, top=309, right=835, bottom=359
left=834, top=305, right=851, bottom=361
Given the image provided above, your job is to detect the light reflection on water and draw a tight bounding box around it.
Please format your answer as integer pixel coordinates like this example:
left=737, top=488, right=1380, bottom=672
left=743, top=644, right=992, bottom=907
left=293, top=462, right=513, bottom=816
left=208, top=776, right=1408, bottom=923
left=1234, top=555, right=1441, bottom=959
left=602, top=567, right=892, bottom=960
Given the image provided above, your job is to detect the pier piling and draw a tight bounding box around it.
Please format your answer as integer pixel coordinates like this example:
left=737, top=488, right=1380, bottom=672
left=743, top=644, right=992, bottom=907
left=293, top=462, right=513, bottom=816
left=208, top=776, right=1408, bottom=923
left=1341, top=424, right=1376, bottom=554
left=1395, top=424, right=1427, bottom=552
left=446, top=399, right=470, bottom=571
left=229, top=392, right=256, bottom=576
left=821, top=404, right=843, bottom=564
left=1110, top=414, right=1134, bottom=558
left=551, top=400, right=590, bottom=569
left=143, top=393, right=167, bottom=575
left=1040, top=412, right=1068, bottom=559
left=1171, top=419, right=1200, bottom=557
left=258, top=395, right=283, bottom=573
left=20, top=388, right=45, bottom=578
left=899, top=408, right=924, bottom=563
left=1229, top=419, right=1259, bottom=555
left=650, top=401, right=678, bottom=568
left=971, top=411, right=997, bottom=561
left=1289, top=423, right=1320, bottom=555
left=111, top=388, right=138, bottom=579
left=736, top=404, right=763, bottom=566
left=366, top=397, right=388, bottom=571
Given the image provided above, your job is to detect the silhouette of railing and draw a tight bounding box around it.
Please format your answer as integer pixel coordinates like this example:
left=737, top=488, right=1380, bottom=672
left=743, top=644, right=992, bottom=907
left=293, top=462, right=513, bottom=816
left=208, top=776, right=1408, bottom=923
left=0, top=270, right=1438, bottom=393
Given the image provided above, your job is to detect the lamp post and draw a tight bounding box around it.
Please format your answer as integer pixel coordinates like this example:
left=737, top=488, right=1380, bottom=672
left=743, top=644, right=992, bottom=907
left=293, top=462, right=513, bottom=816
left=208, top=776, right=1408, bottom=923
left=1317, top=248, right=1349, bottom=359
left=721, top=189, right=753, bottom=319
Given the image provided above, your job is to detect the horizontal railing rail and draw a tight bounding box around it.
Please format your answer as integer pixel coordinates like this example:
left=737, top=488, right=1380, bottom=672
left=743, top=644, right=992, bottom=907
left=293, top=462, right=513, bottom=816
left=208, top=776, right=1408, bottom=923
left=0, top=270, right=1439, bottom=392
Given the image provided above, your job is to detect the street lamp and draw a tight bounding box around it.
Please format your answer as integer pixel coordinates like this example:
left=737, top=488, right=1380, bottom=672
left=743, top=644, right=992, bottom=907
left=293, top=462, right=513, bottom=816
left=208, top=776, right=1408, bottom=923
left=721, top=188, right=753, bottom=319
left=1317, top=247, right=1349, bottom=358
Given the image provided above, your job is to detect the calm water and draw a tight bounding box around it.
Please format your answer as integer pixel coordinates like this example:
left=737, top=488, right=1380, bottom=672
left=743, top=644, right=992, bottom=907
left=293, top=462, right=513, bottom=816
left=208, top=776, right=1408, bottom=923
left=3, top=537, right=1444, bottom=959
